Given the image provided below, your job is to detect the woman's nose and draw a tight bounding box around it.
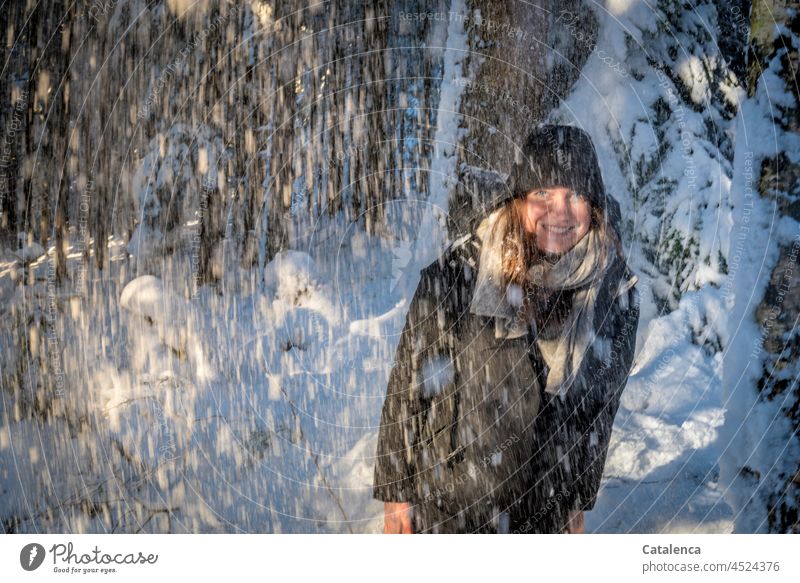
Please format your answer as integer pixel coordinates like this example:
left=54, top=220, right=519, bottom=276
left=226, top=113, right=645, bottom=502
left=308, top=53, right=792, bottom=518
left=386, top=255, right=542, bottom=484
left=546, top=194, right=570, bottom=215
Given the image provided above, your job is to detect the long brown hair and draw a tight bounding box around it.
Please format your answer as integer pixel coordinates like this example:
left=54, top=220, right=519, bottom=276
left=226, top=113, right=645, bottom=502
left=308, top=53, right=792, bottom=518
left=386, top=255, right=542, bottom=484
left=486, top=194, right=623, bottom=327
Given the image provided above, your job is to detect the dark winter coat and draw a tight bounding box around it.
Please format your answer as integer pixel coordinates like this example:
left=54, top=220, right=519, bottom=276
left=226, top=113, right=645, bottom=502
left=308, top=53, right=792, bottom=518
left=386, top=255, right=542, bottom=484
left=372, top=228, right=641, bottom=533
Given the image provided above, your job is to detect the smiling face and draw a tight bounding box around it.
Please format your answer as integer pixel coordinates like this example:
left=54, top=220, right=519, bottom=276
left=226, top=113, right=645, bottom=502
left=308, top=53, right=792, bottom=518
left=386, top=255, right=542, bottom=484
left=516, top=186, right=592, bottom=255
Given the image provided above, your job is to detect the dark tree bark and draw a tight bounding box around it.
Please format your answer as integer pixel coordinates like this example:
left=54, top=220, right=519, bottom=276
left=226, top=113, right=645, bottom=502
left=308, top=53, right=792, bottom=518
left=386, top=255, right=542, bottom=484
left=54, top=1, right=72, bottom=284
left=448, top=0, right=598, bottom=239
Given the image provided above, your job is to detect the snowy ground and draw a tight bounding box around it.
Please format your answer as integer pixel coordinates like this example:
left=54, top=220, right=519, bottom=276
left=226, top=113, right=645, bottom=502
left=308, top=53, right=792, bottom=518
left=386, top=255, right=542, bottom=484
left=590, top=291, right=732, bottom=533
left=0, top=225, right=733, bottom=534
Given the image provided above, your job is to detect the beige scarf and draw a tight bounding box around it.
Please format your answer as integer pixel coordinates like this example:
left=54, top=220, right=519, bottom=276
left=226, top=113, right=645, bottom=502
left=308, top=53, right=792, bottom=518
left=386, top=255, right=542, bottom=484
left=469, top=207, right=634, bottom=397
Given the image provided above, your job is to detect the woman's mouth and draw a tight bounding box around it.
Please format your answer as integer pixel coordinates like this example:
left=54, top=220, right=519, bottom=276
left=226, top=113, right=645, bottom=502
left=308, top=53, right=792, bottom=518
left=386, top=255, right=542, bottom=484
left=541, top=224, right=575, bottom=235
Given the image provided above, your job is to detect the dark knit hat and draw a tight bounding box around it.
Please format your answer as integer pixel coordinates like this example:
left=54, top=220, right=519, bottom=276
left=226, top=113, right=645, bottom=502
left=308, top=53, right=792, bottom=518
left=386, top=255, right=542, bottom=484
left=506, top=125, right=605, bottom=203
left=448, top=124, right=621, bottom=241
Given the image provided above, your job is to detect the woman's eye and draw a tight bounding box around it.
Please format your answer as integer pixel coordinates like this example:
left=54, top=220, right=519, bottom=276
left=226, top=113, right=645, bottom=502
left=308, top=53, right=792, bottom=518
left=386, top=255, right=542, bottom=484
left=535, top=190, right=548, bottom=198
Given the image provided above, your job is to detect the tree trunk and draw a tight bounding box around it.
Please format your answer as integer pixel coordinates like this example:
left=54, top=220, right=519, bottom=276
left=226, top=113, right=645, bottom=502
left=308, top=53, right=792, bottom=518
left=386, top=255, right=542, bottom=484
left=448, top=0, right=598, bottom=240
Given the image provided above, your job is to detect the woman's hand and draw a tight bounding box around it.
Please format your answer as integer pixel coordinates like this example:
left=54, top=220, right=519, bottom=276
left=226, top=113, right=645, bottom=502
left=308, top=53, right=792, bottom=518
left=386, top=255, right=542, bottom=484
left=383, top=502, right=414, bottom=534
left=564, top=509, right=585, bottom=534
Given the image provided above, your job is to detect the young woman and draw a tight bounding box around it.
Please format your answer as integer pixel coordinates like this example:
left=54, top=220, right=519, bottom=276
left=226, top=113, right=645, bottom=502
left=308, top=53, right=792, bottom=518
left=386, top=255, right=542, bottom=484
left=373, top=125, right=641, bottom=534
